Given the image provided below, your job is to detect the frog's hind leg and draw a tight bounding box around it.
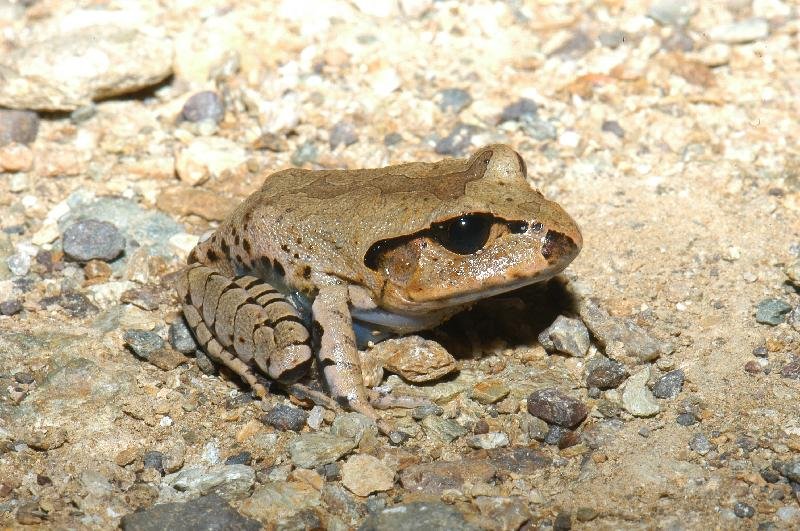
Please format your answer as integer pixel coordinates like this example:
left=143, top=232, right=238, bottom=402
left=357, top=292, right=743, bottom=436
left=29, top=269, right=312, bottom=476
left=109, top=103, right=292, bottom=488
left=176, top=264, right=313, bottom=396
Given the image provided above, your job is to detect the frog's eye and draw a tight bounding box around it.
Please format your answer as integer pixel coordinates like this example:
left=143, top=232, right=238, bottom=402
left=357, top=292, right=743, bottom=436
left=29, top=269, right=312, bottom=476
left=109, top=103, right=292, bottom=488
left=432, top=214, right=492, bottom=255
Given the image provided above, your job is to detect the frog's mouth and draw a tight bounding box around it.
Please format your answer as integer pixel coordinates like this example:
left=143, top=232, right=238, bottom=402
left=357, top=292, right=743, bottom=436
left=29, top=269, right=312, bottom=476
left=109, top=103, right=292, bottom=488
left=363, top=214, right=582, bottom=315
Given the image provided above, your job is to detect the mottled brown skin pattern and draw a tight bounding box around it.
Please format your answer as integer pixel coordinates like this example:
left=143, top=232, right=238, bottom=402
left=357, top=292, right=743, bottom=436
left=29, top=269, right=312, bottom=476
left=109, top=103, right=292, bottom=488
left=177, top=144, right=582, bottom=432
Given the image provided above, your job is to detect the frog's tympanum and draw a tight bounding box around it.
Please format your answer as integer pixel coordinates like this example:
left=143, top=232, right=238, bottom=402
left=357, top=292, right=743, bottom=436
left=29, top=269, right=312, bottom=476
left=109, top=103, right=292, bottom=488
left=176, top=144, right=582, bottom=431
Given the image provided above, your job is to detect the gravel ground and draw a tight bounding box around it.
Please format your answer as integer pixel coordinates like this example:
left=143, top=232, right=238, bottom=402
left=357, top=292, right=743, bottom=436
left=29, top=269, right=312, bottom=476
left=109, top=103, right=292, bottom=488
left=1, top=0, right=799, bottom=529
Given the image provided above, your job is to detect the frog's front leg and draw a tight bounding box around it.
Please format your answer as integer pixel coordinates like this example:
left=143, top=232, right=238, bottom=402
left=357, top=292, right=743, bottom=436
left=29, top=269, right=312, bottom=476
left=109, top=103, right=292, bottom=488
left=311, top=285, right=385, bottom=425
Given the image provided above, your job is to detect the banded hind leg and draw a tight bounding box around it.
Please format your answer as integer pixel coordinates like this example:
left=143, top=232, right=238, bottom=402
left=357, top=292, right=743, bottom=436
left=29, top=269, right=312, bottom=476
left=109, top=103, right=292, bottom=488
left=176, top=264, right=313, bottom=397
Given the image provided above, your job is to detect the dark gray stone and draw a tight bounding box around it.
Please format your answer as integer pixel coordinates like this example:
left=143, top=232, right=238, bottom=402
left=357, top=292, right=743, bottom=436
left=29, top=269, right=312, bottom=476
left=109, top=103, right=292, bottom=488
left=263, top=403, right=308, bottom=432
left=434, top=122, right=478, bottom=155
left=527, top=388, right=588, bottom=429
left=120, top=494, right=260, bottom=531
left=358, top=501, right=478, bottom=531
left=755, top=298, right=792, bottom=325
left=224, top=451, right=252, bottom=466
left=169, top=318, right=198, bottom=354
left=0, top=109, right=39, bottom=145
left=734, top=502, right=755, bottom=518
left=329, top=121, right=359, bottom=149
left=586, top=358, right=628, bottom=389
left=437, top=88, right=472, bottom=113
left=653, top=369, right=685, bottom=399
left=59, top=195, right=183, bottom=261
left=0, top=299, right=23, bottom=316
left=601, top=120, right=625, bottom=138
left=62, top=219, right=125, bottom=262
left=499, top=98, right=538, bottom=123
left=124, top=330, right=165, bottom=360
left=180, top=91, right=225, bottom=124
left=143, top=451, right=164, bottom=475
left=549, top=31, right=593, bottom=58
left=676, top=413, right=698, bottom=426
left=384, top=132, right=402, bottom=146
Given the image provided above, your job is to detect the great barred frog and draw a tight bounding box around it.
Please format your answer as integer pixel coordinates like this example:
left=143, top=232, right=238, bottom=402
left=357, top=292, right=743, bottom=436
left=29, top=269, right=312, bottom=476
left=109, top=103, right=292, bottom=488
left=176, top=144, right=582, bottom=432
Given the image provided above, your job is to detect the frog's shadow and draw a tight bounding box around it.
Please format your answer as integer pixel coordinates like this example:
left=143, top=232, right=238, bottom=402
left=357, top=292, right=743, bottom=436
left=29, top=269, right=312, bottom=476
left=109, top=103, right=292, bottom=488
left=424, top=275, right=580, bottom=360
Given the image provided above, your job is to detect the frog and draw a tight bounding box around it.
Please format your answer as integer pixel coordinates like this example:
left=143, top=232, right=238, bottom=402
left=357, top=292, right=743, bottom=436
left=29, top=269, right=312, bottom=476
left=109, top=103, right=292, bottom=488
left=175, top=144, right=582, bottom=433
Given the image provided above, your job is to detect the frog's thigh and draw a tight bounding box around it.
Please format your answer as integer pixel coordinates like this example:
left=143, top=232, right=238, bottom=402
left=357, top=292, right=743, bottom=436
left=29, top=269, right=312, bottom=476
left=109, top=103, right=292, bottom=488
left=177, top=264, right=312, bottom=395
left=311, top=286, right=374, bottom=416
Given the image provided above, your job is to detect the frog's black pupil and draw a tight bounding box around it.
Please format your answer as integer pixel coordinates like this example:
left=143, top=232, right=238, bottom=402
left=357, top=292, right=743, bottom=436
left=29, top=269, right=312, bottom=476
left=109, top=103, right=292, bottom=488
left=437, top=215, right=492, bottom=255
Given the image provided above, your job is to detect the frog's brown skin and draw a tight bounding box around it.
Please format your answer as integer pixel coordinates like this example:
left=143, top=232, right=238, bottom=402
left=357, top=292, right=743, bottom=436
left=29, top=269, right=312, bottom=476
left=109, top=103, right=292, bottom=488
left=176, top=144, right=582, bottom=432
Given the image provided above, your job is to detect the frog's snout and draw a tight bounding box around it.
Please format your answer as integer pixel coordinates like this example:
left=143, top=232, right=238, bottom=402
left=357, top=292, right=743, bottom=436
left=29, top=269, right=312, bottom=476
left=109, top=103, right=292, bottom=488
left=541, top=228, right=581, bottom=263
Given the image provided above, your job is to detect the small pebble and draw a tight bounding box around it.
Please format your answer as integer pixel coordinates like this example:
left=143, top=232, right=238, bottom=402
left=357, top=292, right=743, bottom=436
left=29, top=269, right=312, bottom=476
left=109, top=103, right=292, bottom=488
left=527, top=388, right=588, bottom=429
left=575, top=507, right=598, bottom=522
left=340, top=454, right=395, bottom=496
left=734, top=502, right=755, bottom=518
left=709, top=18, right=769, bottom=44
left=6, top=252, right=31, bottom=276
left=421, top=416, right=467, bottom=442
left=652, top=369, right=685, bottom=399
left=752, top=345, right=769, bottom=358
left=436, top=88, right=472, bottom=113
left=384, top=132, right=403, bottom=146
left=760, top=467, right=781, bottom=484
left=434, top=122, right=478, bottom=155
left=225, top=451, right=252, bottom=466
left=470, top=379, right=510, bottom=404
left=601, top=120, right=625, bottom=138
left=499, top=97, right=538, bottom=123
left=143, top=450, right=165, bottom=474
left=538, top=315, right=590, bottom=357
left=647, top=0, right=696, bottom=27
left=411, top=403, right=443, bottom=420
left=169, top=319, right=198, bottom=354
left=124, top=329, right=165, bottom=360
left=676, top=413, right=698, bottom=426
left=520, top=116, right=557, bottom=141
left=0, top=299, right=23, bottom=316
left=744, top=360, right=762, bottom=374
left=598, top=30, right=626, bottom=49
left=180, top=91, right=225, bottom=124
left=263, top=403, right=308, bottom=432
left=465, top=432, right=509, bottom=450
left=0, top=109, right=39, bottom=145
left=388, top=430, right=411, bottom=445
left=586, top=357, right=628, bottom=389
left=689, top=433, right=714, bottom=456
left=291, top=141, right=318, bottom=166
left=62, top=219, right=125, bottom=262
left=622, top=367, right=660, bottom=417
left=781, top=358, right=800, bottom=379
left=755, top=298, right=792, bottom=325
left=329, top=121, right=358, bottom=150
left=553, top=510, right=572, bottom=530
left=287, top=433, right=357, bottom=469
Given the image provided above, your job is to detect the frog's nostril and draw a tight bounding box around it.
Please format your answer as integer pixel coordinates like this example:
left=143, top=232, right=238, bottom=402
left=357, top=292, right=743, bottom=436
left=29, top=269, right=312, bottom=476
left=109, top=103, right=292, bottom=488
left=541, top=229, right=578, bottom=261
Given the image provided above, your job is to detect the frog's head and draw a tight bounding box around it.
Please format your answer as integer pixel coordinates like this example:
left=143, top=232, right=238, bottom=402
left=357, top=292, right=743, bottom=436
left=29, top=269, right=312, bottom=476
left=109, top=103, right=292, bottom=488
left=361, top=144, right=582, bottom=314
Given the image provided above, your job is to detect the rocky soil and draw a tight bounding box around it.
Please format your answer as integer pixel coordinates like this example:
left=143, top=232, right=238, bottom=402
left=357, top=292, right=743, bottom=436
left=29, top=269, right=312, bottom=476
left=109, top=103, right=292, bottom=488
left=1, top=0, right=799, bottom=529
